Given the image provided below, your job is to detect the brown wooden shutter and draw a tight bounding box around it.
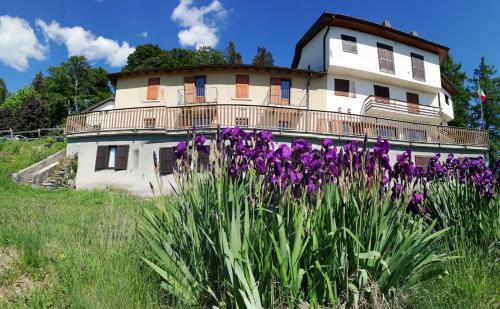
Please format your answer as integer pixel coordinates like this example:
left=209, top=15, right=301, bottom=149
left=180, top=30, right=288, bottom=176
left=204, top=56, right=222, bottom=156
left=236, top=75, right=249, bottom=98
left=414, top=156, right=432, bottom=168
left=377, top=43, right=394, bottom=73
left=184, top=77, right=196, bottom=103
left=406, top=92, right=420, bottom=114
left=341, top=34, right=357, bottom=53
left=198, top=146, right=211, bottom=171
left=115, top=145, right=130, bottom=170
left=270, top=77, right=281, bottom=104
left=334, top=79, right=350, bottom=96
left=159, top=147, right=174, bottom=175
left=95, top=146, right=108, bottom=170
left=147, top=78, right=160, bottom=100
left=411, top=53, right=425, bottom=81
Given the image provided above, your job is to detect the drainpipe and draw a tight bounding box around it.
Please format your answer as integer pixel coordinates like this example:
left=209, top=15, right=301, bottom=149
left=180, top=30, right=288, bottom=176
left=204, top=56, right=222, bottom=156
left=305, top=71, right=312, bottom=129
left=322, top=26, right=331, bottom=72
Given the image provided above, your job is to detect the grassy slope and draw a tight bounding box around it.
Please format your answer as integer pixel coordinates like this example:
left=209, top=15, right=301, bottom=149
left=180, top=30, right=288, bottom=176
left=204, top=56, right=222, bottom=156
left=0, top=139, right=162, bottom=308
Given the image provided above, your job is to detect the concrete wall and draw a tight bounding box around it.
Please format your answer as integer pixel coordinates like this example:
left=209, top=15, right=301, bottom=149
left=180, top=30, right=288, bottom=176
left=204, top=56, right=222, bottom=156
left=67, top=133, right=486, bottom=197
left=12, top=149, right=66, bottom=184
left=114, top=70, right=326, bottom=111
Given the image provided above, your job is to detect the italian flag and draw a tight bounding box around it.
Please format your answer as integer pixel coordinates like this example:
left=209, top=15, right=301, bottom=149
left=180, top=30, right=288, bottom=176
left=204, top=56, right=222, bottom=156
left=478, top=81, right=487, bottom=103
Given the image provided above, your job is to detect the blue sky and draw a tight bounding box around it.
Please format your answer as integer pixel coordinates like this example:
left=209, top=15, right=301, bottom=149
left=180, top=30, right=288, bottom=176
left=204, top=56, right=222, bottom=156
left=1, top=0, right=499, bottom=92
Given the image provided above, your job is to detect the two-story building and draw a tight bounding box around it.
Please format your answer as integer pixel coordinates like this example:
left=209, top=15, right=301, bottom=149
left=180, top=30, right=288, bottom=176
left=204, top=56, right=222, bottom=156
left=65, top=12, right=489, bottom=196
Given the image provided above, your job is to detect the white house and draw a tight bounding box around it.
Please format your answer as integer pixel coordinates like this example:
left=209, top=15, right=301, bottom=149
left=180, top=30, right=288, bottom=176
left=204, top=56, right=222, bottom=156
left=65, top=12, right=488, bottom=196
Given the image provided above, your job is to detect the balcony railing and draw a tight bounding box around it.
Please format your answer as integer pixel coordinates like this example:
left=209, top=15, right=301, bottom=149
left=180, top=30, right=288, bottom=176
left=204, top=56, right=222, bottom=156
left=65, top=104, right=489, bottom=147
left=177, top=87, right=218, bottom=105
left=264, top=89, right=308, bottom=107
left=362, top=95, right=442, bottom=118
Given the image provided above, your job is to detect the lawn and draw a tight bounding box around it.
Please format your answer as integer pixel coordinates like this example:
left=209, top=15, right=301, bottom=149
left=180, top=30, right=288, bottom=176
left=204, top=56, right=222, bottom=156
left=0, top=138, right=498, bottom=308
left=0, top=139, right=162, bottom=308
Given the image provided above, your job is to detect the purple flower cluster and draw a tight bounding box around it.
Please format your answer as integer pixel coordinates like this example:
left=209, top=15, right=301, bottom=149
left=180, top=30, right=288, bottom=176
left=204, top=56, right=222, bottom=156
left=174, top=128, right=497, bottom=211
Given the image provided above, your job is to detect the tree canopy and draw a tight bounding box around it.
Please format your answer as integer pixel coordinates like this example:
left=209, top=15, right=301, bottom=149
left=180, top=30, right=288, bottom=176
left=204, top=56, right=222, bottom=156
left=0, top=78, right=6, bottom=104
left=252, top=47, right=274, bottom=66
left=224, top=42, right=242, bottom=64
left=122, top=45, right=227, bottom=71
left=441, top=55, right=472, bottom=128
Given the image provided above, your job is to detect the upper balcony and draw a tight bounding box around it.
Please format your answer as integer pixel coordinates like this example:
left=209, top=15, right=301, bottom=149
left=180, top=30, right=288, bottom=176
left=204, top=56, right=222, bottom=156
left=361, top=95, right=442, bottom=124
left=65, top=104, right=488, bottom=148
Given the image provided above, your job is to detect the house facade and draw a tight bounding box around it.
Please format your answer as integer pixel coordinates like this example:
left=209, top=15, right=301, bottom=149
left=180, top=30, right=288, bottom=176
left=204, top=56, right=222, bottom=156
left=65, top=12, right=489, bottom=196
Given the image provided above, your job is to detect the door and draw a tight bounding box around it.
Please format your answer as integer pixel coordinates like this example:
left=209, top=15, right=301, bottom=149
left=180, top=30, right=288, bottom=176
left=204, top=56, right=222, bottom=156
left=184, top=77, right=196, bottom=103
left=270, top=78, right=281, bottom=104
left=195, top=76, right=206, bottom=103
left=374, top=85, right=390, bottom=103
left=406, top=92, right=420, bottom=114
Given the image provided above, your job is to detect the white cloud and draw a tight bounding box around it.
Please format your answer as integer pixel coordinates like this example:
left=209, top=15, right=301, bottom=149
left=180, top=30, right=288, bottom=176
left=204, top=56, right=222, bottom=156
left=0, top=16, right=46, bottom=71
left=171, top=0, right=227, bottom=49
left=138, top=31, right=148, bottom=38
left=36, top=20, right=135, bottom=67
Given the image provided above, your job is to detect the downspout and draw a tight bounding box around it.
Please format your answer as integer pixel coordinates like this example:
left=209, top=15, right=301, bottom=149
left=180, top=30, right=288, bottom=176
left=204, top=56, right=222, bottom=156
left=322, top=26, right=331, bottom=72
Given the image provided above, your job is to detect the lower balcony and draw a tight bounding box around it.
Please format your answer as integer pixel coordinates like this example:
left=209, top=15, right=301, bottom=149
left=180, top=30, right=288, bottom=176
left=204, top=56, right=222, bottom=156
left=65, top=104, right=488, bottom=147
left=362, top=95, right=442, bottom=124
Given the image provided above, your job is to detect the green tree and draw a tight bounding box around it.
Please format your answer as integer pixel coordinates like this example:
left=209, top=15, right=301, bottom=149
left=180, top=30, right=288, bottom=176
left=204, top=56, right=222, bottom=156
left=14, top=95, right=50, bottom=133
left=194, top=46, right=226, bottom=65
left=224, top=41, right=242, bottom=64
left=252, top=47, right=274, bottom=66
left=42, top=56, right=112, bottom=125
left=122, top=44, right=173, bottom=71
left=0, top=107, right=13, bottom=130
left=471, top=57, right=500, bottom=165
left=2, top=86, right=40, bottom=112
left=441, top=55, right=472, bottom=127
left=31, top=71, right=45, bottom=93
left=0, top=78, right=6, bottom=104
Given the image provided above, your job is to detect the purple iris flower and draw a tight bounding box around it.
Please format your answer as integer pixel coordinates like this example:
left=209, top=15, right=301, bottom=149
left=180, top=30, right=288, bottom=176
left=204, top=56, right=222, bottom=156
left=175, top=141, right=188, bottom=159
left=194, top=135, right=208, bottom=153
left=321, top=139, right=333, bottom=149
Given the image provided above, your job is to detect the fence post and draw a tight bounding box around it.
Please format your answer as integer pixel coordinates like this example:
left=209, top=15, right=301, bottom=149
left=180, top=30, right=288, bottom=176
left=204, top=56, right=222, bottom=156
left=9, top=128, right=13, bottom=139
left=38, top=129, right=41, bottom=138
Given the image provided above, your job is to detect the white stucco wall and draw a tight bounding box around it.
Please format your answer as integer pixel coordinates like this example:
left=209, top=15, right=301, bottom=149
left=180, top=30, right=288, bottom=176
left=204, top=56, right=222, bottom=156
left=90, top=100, right=115, bottom=112
left=297, top=27, right=328, bottom=71
left=328, top=27, right=442, bottom=91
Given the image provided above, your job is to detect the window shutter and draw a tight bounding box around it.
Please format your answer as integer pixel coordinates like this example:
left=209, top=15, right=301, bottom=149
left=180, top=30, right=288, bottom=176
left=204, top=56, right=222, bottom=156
left=341, top=34, right=357, bottom=53
left=414, top=156, right=432, bottom=168
left=236, top=75, right=249, bottom=98
left=184, top=77, right=196, bottom=103
left=270, top=78, right=281, bottom=104
left=198, top=146, right=211, bottom=171
left=377, top=43, right=394, bottom=73
left=411, top=53, right=425, bottom=81
left=115, top=145, right=130, bottom=170
left=95, top=146, right=108, bottom=170
left=159, top=147, right=174, bottom=175
left=147, top=78, right=160, bottom=100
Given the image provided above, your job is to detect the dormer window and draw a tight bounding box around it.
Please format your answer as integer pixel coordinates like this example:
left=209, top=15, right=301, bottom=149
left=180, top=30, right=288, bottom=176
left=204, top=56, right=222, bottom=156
left=411, top=53, right=425, bottom=81
left=377, top=43, right=395, bottom=74
left=341, top=34, right=357, bottom=53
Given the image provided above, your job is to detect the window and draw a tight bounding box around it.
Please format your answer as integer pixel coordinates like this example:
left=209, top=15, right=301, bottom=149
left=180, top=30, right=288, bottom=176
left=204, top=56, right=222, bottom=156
left=146, top=77, right=160, bottom=100
left=144, top=118, right=156, bottom=128
left=406, top=92, right=420, bottom=114
left=374, top=85, right=390, bottom=102
left=95, top=145, right=129, bottom=170
left=280, top=79, right=291, bottom=100
left=278, top=120, right=290, bottom=129
left=235, top=117, right=249, bottom=126
left=414, top=155, right=432, bottom=168
left=270, top=78, right=291, bottom=105
left=159, top=147, right=175, bottom=175
left=334, top=79, right=350, bottom=97
left=374, top=127, right=397, bottom=138
left=341, top=34, right=358, bottom=53
left=195, top=76, right=205, bottom=98
left=445, top=94, right=449, bottom=105
left=411, top=53, right=425, bottom=81
left=404, top=128, right=427, bottom=142
left=377, top=43, right=395, bottom=73
left=236, top=75, right=249, bottom=98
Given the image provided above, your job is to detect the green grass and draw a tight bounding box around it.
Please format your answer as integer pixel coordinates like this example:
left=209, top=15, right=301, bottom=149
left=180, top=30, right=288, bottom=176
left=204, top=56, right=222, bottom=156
left=0, top=139, right=162, bottom=308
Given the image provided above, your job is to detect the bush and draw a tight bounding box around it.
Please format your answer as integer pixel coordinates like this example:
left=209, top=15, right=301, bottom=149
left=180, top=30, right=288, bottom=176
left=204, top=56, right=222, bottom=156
left=14, top=95, right=50, bottom=134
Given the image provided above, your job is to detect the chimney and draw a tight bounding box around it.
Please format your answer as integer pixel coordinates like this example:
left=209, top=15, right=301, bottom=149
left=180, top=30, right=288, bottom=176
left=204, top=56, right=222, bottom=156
left=410, top=30, right=419, bottom=36
left=382, top=20, right=391, bottom=28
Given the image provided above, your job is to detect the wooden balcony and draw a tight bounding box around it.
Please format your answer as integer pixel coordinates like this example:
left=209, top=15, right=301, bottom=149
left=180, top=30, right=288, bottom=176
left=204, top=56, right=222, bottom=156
left=65, top=104, right=489, bottom=147
left=362, top=95, right=442, bottom=122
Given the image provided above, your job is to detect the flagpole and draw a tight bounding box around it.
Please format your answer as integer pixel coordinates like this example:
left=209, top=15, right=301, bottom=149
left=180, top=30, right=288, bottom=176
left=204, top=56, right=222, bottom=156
left=477, top=78, right=484, bottom=130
